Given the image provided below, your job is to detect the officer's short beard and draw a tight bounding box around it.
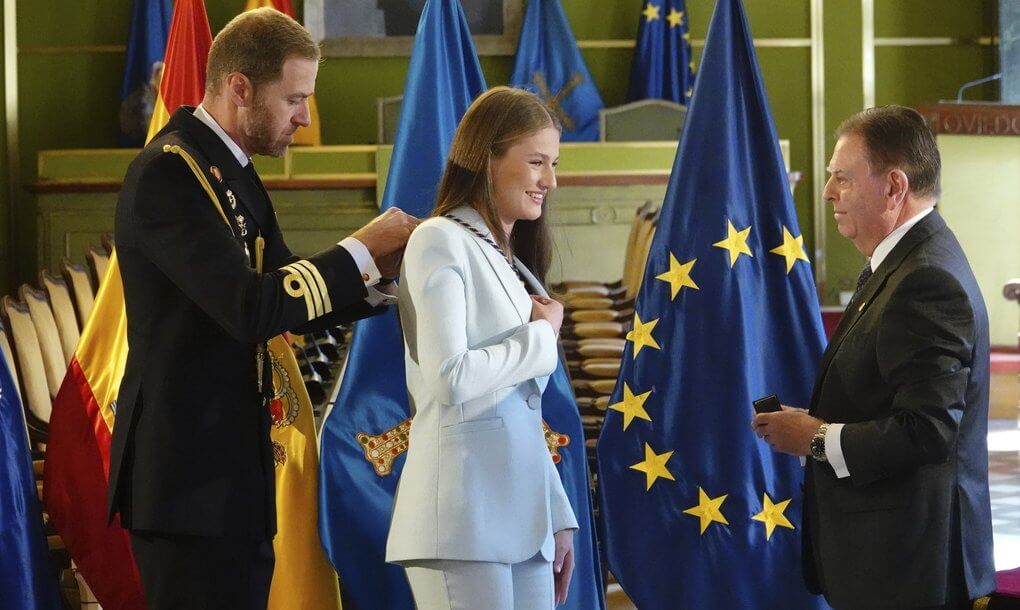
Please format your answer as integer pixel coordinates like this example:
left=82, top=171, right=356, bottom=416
left=244, top=92, right=290, bottom=158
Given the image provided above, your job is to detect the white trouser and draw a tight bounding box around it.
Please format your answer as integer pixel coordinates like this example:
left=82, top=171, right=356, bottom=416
left=404, top=551, right=554, bottom=610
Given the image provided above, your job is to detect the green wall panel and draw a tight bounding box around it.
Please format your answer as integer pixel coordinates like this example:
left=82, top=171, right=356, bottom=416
left=18, top=0, right=130, bottom=46
left=876, top=45, right=999, bottom=106
left=820, top=0, right=866, bottom=304
left=875, top=0, right=996, bottom=38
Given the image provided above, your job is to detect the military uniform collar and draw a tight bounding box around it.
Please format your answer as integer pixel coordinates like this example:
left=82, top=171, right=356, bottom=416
left=167, top=107, right=246, bottom=180
left=193, top=104, right=250, bottom=169
left=167, top=107, right=272, bottom=231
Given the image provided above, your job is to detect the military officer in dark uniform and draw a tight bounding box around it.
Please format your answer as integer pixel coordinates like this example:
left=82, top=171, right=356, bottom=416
left=106, top=8, right=419, bottom=609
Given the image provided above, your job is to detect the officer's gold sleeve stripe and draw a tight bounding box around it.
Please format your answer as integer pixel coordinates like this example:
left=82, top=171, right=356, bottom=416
left=282, top=262, right=322, bottom=318
left=290, top=260, right=325, bottom=318
left=293, top=259, right=332, bottom=315
left=280, top=263, right=317, bottom=320
left=162, top=145, right=230, bottom=229
left=289, top=262, right=324, bottom=317
left=281, top=263, right=317, bottom=318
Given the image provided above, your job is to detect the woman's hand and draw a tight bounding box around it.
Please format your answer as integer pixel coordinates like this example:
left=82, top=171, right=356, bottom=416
left=530, top=296, right=564, bottom=338
left=553, top=528, right=575, bottom=606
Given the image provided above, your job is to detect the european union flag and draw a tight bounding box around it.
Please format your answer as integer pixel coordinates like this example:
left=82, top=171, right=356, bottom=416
left=317, top=1, right=485, bottom=608
left=629, top=0, right=695, bottom=104
left=509, top=0, right=605, bottom=142
left=0, top=355, right=63, bottom=609
left=597, top=0, right=830, bottom=608
left=119, top=0, right=172, bottom=146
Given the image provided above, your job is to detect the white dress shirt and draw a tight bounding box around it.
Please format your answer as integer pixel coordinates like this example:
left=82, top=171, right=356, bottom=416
left=826, top=206, right=934, bottom=478
left=193, top=104, right=396, bottom=307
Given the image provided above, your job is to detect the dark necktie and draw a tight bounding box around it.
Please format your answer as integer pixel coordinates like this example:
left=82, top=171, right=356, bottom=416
left=854, top=261, right=873, bottom=296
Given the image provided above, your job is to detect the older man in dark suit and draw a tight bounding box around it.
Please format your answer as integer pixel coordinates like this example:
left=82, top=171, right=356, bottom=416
left=754, top=105, right=995, bottom=610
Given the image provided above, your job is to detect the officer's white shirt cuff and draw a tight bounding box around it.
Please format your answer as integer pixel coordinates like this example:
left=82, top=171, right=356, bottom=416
left=338, top=236, right=397, bottom=307
left=825, top=423, right=850, bottom=479
left=366, top=282, right=398, bottom=307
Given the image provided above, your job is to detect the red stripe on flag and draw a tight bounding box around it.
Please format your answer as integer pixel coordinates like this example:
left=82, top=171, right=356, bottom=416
left=44, top=357, right=145, bottom=610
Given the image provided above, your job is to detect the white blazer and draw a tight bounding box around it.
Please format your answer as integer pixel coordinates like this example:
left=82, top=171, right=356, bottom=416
left=386, top=206, right=578, bottom=565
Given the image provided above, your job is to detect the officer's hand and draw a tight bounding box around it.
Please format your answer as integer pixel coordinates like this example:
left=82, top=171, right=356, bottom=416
left=351, top=208, right=420, bottom=260
left=375, top=249, right=403, bottom=280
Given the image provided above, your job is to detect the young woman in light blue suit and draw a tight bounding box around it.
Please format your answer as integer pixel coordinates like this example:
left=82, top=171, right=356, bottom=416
left=386, top=87, right=579, bottom=609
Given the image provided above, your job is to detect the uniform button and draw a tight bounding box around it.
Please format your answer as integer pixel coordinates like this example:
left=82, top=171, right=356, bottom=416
left=527, top=394, right=542, bottom=410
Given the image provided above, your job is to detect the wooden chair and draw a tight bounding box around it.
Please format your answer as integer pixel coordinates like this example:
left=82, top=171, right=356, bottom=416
left=555, top=203, right=658, bottom=308
left=85, top=244, right=111, bottom=292
left=39, top=270, right=80, bottom=363
left=2, top=296, right=53, bottom=441
left=62, top=258, right=95, bottom=327
left=19, top=285, right=69, bottom=399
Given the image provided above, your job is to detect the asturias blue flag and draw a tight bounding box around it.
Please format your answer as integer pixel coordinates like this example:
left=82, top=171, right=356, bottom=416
left=118, top=0, right=172, bottom=146
left=598, top=0, right=830, bottom=608
left=1, top=356, right=64, bottom=609
left=629, top=0, right=695, bottom=104
left=317, top=1, right=486, bottom=608
left=509, top=0, right=604, bottom=141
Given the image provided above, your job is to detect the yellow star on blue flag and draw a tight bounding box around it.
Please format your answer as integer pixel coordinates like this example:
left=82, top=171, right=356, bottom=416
left=769, top=226, right=809, bottom=273
left=629, top=443, right=676, bottom=490
left=752, top=493, right=795, bottom=540
left=712, top=219, right=753, bottom=268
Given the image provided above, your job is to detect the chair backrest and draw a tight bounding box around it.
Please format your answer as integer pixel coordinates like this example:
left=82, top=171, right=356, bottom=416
left=1, top=296, right=52, bottom=424
left=599, top=99, right=688, bottom=142
left=86, top=244, right=111, bottom=291
left=620, top=202, right=656, bottom=291
left=40, top=271, right=80, bottom=364
left=377, top=95, right=403, bottom=144
left=625, top=207, right=660, bottom=299
left=0, top=318, right=21, bottom=403
left=19, top=285, right=66, bottom=398
left=63, top=257, right=95, bottom=326
left=100, top=232, right=115, bottom=255
left=633, top=222, right=658, bottom=298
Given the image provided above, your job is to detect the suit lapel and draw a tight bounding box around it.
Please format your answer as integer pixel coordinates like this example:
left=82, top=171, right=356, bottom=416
left=174, top=107, right=271, bottom=233
left=516, top=259, right=546, bottom=298
left=446, top=207, right=531, bottom=325
left=810, top=211, right=946, bottom=410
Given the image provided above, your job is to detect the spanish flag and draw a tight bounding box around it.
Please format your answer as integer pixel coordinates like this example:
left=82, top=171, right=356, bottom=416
left=45, top=2, right=340, bottom=609
left=145, top=0, right=211, bottom=143
left=243, top=0, right=323, bottom=146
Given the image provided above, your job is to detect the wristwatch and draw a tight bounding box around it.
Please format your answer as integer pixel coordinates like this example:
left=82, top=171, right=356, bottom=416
left=810, top=423, right=829, bottom=463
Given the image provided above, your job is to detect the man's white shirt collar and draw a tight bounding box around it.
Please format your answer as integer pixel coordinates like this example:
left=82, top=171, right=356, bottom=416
left=193, top=104, right=251, bottom=169
left=869, top=206, right=933, bottom=272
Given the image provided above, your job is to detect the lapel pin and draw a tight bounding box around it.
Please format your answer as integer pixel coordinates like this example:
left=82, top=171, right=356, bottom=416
left=226, top=189, right=238, bottom=210
left=210, top=165, right=222, bottom=182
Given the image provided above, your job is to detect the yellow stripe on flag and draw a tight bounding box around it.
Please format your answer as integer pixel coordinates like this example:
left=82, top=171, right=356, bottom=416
left=74, top=256, right=129, bottom=434
left=267, top=334, right=342, bottom=610
left=147, top=95, right=172, bottom=146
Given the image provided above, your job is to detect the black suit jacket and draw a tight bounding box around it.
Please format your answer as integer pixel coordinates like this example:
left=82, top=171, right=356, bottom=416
left=804, top=211, right=995, bottom=608
left=107, top=108, right=381, bottom=539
